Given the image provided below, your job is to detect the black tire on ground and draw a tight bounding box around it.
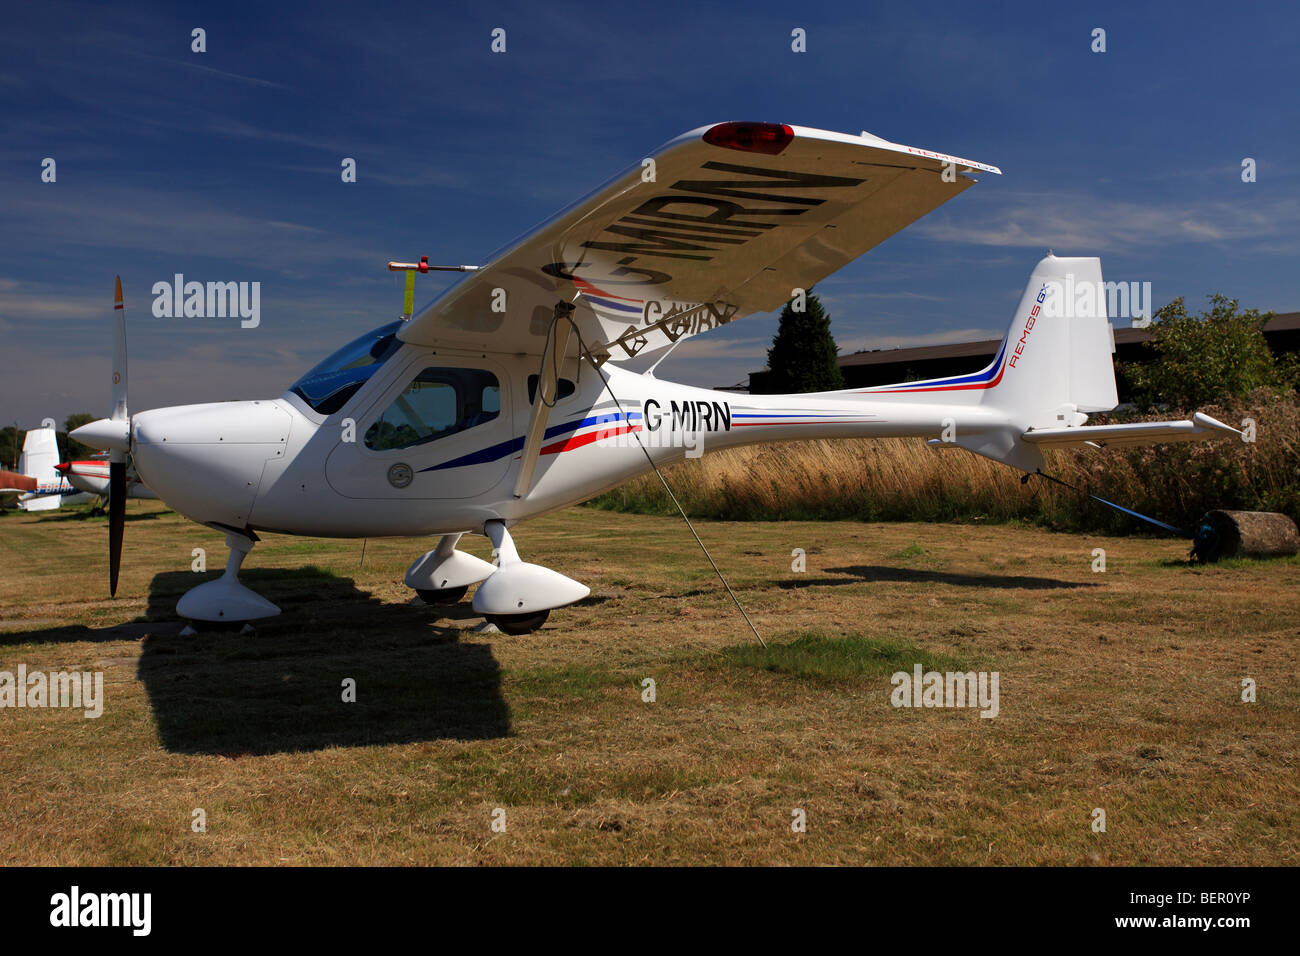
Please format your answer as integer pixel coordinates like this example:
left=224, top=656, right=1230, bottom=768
left=416, top=584, right=470, bottom=605
left=484, top=609, right=550, bottom=634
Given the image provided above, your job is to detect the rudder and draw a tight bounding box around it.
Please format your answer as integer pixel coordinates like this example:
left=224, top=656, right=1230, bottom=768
left=982, top=254, right=1118, bottom=428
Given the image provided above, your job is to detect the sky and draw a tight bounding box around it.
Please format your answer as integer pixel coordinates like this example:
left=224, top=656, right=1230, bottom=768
left=2, top=0, right=1297, bottom=428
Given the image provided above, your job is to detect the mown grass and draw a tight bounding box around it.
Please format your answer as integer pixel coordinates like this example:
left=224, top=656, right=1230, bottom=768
left=1, top=502, right=1297, bottom=865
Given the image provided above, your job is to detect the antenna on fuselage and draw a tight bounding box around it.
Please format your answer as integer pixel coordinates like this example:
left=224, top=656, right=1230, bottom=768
left=387, top=256, right=481, bottom=320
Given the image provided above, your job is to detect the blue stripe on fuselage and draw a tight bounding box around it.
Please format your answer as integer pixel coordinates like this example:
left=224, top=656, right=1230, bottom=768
left=418, top=410, right=641, bottom=472
left=868, top=339, right=1008, bottom=391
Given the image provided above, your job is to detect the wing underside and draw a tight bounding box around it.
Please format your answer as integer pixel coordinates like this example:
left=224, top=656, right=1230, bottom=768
left=399, top=123, right=999, bottom=362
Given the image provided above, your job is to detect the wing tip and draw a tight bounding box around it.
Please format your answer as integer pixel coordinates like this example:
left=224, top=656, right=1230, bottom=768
left=856, top=129, right=1001, bottom=175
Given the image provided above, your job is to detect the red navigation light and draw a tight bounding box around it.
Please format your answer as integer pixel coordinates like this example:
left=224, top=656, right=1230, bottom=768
left=702, top=122, right=794, bottom=155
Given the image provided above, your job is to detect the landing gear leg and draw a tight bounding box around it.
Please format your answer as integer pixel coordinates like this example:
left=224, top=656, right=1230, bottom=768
left=176, top=531, right=280, bottom=623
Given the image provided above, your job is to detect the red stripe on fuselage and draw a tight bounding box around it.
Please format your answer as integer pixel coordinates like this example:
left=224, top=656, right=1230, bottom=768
left=540, top=423, right=642, bottom=455
left=853, top=360, right=1006, bottom=394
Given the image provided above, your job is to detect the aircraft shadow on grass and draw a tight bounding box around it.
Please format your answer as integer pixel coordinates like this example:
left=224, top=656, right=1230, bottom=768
left=3, top=566, right=511, bottom=755
left=33, top=509, right=165, bottom=524
left=778, top=565, right=1102, bottom=591
left=139, top=567, right=512, bottom=755
left=661, top=563, right=1101, bottom=600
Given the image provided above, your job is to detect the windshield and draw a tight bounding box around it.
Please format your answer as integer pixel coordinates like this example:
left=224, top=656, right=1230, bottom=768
left=289, top=321, right=403, bottom=415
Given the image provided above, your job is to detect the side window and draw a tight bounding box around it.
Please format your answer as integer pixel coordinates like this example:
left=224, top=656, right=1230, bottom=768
left=365, top=367, right=501, bottom=451
left=526, top=374, right=576, bottom=405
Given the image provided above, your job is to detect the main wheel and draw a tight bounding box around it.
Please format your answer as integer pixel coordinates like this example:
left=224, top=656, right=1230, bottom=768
left=484, top=609, right=550, bottom=635
left=417, top=584, right=470, bottom=606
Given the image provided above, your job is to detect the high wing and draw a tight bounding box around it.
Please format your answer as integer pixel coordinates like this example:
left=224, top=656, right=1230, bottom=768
left=399, top=122, right=1000, bottom=362
left=1021, top=413, right=1243, bottom=448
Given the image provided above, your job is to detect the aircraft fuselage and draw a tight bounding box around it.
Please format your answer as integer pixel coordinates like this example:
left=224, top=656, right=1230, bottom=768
left=127, top=342, right=998, bottom=540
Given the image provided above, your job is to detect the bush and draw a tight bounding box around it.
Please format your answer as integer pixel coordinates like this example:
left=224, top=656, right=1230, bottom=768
left=1121, top=295, right=1295, bottom=411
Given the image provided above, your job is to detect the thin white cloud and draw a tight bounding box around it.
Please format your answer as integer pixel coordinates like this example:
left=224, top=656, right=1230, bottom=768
left=123, top=51, right=290, bottom=91
left=916, top=189, right=1299, bottom=251
left=4, top=185, right=390, bottom=271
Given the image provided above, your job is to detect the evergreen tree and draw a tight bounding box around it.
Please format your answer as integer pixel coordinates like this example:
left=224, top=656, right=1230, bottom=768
left=760, top=288, right=844, bottom=393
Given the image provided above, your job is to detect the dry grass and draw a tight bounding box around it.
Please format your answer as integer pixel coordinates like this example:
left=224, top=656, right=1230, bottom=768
left=590, top=390, right=1300, bottom=532
left=595, top=436, right=1059, bottom=522
left=1, top=501, right=1297, bottom=865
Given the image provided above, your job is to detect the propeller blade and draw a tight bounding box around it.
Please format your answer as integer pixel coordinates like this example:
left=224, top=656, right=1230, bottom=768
left=109, top=459, right=125, bottom=596
left=112, top=275, right=129, bottom=422
left=108, top=276, right=130, bottom=596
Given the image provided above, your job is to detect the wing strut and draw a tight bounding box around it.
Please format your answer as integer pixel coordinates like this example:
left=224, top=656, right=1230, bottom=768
left=512, top=302, right=574, bottom=498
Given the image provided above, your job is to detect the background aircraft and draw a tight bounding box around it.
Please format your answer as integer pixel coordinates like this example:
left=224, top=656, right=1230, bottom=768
left=0, top=426, right=154, bottom=510
left=0, top=426, right=93, bottom=510
left=54, top=458, right=157, bottom=502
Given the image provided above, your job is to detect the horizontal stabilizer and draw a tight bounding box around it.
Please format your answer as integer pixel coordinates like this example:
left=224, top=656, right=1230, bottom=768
left=1020, top=412, right=1242, bottom=448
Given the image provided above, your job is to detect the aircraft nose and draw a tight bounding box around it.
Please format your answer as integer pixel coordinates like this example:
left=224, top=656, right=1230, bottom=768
left=131, top=401, right=292, bottom=528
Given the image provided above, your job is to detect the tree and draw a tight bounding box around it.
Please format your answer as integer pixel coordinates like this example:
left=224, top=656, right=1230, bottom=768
left=0, top=426, right=18, bottom=470
left=760, top=288, right=844, bottom=394
left=64, top=413, right=97, bottom=460
left=1121, top=294, right=1295, bottom=411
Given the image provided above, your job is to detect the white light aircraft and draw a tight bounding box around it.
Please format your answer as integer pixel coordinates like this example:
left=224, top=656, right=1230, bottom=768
left=54, top=457, right=157, bottom=502
left=73, top=123, right=1240, bottom=632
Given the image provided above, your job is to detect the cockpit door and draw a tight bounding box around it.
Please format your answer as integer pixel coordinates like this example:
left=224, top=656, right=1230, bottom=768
left=325, top=351, right=515, bottom=500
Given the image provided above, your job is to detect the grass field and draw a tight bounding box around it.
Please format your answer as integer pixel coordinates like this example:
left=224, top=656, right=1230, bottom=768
left=1, top=501, right=1297, bottom=865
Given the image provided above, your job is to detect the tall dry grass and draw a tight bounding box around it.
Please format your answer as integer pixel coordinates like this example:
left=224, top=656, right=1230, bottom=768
left=588, top=390, right=1300, bottom=534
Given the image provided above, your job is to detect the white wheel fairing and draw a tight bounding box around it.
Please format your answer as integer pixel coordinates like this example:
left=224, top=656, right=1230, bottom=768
left=177, top=576, right=281, bottom=622
left=404, top=536, right=497, bottom=591
left=471, top=563, right=590, bottom=616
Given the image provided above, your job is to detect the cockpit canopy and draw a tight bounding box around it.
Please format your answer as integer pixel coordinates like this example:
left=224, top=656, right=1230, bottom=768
left=289, top=322, right=402, bottom=415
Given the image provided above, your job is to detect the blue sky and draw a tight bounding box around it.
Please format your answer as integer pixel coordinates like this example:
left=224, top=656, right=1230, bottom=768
left=2, top=0, right=1297, bottom=427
